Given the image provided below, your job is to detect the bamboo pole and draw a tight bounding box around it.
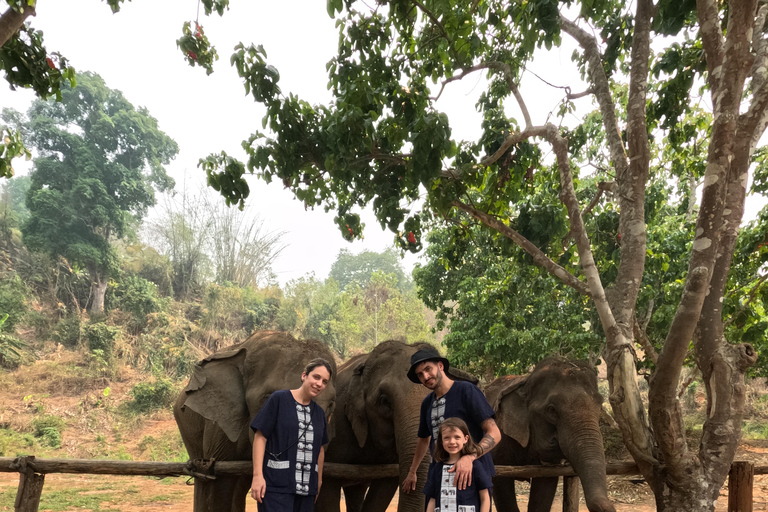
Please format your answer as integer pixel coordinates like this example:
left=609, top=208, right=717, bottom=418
left=562, top=476, right=580, bottom=512
left=728, top=461, right=754, bottom=512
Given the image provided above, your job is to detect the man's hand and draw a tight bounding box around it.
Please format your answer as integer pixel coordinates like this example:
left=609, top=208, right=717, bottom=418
left=402, top=470, right=418, bottom=493
left=447, top=454, right=474, bottom=490
left=251, top=475, right=266, bottom=502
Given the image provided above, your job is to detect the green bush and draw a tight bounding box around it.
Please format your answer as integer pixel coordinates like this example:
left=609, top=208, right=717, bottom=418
left=32, top=414, right=65, bottom=447
left=113, top=275, right=166, bottom=330
left=0, top=272, right=28, bottom=332
left=84, top=322, right=118, bottom=360
left=37, top=427, right=62, bottom=448
left=54, top=315, right=82, bottom=348
left=0, top=329, right=24, bottom=369
left=131, top=378, right=176, bottom=412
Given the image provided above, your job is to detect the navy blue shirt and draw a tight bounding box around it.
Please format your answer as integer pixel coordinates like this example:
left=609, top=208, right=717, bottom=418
left=423, top=460, right=492, bottom=512
left=417, top=381, right=496, bottom=476
left=251, top=390, right=329, bottom=495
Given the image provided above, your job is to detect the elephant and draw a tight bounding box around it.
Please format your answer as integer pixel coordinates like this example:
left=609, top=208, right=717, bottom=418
left=173, top=330, right=337, bottom=512
left=317, top=340, right=478, bottom=512
left=485, top=357, right=616, bottom=512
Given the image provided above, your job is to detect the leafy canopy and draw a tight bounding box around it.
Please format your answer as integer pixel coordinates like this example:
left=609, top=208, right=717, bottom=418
left=9, top=72, right=177, bottom=309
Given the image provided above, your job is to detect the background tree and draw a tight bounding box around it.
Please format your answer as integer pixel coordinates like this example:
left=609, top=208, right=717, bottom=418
left=329, top=247, right=410, bottom=291
left=0, top=0, right=226, bottom=177
left=201, top=1, right=768, bottom=509
left=209, top=201, right=284, bottom=288
left=7, top=71, right=178, bottom=313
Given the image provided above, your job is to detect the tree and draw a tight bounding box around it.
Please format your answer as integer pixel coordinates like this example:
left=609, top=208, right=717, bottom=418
left=200, top=1, right=768, bottom=510
left=329, top=247, right=410, bottom=290
left=0, top=0, right=227, bottom=177
left=209, top=201, right=285, bottom=288
left=10, top=71, right=177, bottom=313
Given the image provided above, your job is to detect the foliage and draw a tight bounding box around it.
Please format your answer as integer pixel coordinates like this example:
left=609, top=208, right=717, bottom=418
left=54, top=314, right=82, bottom=348
left=84, top=322, right=119, bottom=364
left=9, top=72, right=178, bottom=312
left=130, top=377, right=175, bottom=412
left=329, top=248, right=411, bottom=291
left=112, top=274, right=166, bottom=331
left=120, top=243, right=173, bottom=297
left=32, top=414, right=65, bottom=448
left=0, top=271, right=27, bottom=331
left=0, top=313, right=24, bottom=368
left=132, top=309, right=199, bottom=378
left=176, top=22, right=218, bottom=75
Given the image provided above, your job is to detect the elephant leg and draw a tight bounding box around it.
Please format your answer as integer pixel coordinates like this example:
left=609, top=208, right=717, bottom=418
left=230, top=474, right=252, bottom=512
left=491, top=476, right=521, bottom=512
left=527, top=476, right=558, bottom=512
left=361, top=477, right=398, bottom=512
left=343, top=482, right=368, bottom=512
left=316, top=477, right=342, bottom=512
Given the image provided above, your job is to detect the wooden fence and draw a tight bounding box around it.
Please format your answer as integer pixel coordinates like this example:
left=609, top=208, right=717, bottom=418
left=1, top=457, right=765, bottom=512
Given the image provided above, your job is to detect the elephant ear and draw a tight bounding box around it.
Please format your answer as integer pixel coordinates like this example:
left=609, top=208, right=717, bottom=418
left=493, top=375, right=531, bottom=448
left=179, top=348, right=249, bottom=444
left=345, top=361, right=369, bottom=448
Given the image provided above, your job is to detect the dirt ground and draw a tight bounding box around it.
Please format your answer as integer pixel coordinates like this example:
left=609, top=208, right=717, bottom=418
left=2, top=433, right=768, bottom=512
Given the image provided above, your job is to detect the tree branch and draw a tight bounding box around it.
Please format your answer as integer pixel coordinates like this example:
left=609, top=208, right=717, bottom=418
left=433, top=61, right=532, bottom=128
left=633, top=315, right=658, bottom=365
left=566, top=88, right=594, bottom=100
left=451, top=199, right=591, bottom=296
left=0, top=5, right=36, bottom=48
left=411, top=0, right=456, bottom=58
left=559, top=16, right=628, bottom=180
left=695, top=0, right=725, bottom=95
left=480, top=125, right=547, bottom=167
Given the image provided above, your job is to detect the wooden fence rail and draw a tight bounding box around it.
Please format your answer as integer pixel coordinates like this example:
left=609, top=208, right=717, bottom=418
left=1, top=457, right=766, bottom=512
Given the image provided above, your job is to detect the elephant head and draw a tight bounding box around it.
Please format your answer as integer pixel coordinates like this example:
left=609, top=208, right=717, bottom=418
left=174, top=330, right=337, bottom=512
left=487, top=357, right=615, bottom=512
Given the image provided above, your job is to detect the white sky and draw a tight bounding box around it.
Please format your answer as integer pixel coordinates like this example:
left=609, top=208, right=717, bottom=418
left=1, top=1, right=765, bottom=285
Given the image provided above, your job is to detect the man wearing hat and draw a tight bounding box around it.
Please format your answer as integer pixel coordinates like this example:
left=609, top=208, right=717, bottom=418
left=402, top=347, right=501, bottom=494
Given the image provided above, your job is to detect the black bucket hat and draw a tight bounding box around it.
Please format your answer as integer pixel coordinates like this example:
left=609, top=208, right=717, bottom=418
left=407, top=347, right=450, bottom=384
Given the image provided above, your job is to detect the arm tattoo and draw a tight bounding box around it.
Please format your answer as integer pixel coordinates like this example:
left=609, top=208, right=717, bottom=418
left=477, top=433, right=496, bottom=456
left=477, top=418, right=498, bottom=456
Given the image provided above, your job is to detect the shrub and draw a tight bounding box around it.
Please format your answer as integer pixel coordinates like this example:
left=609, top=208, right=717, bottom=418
left=84, top=323, right=118, bottom=360
left=0, top=272, right=28, bottom=332
left=131, top=378, right=176, bottom=412
left=54, top=315, right=82, bottom=348
left=32, top=414, right=65, bottom=447
left=0, top=327, right=24, bottom=369
left=113, top=275, right=166, bottom=331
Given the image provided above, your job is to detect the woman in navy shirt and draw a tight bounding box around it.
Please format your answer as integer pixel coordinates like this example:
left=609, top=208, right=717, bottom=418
left=251, top=358, right=333, bottom=512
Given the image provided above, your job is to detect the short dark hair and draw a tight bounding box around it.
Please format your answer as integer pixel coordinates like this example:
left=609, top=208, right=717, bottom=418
left=304, top=358, right=333, bottom=379
left=432, top=417, right=479, bottom=463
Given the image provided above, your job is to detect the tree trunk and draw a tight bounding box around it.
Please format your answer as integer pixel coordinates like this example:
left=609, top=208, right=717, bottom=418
left=90, top=271, right=108, bottom=314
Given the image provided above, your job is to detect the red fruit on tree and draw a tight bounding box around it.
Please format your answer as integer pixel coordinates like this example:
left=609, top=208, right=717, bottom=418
left=617, top=233, right=622, bottom=241
left=46, top=57, right=55, bottom=69
left=407, top=231, right=416, bottom=244
left=187, top=51, right=198, bottom=61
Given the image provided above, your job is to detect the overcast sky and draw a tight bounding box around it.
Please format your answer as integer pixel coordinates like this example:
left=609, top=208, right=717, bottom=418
left=2, top=1, right=764, bottom=286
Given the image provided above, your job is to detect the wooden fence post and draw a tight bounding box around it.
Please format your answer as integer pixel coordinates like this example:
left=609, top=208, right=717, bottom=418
left=13, top=456, right=45, bottom=512
left=728, top=461, right=754, bottom=512
left=563, top=476, right=580, bottom=512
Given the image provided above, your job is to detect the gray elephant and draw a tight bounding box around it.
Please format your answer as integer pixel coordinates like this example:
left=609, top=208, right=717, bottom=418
left=317, top=340, right=476, bottom=512
left=486, top=357, right=616, bottom=512
left=174, top=330, right=337, bottom=512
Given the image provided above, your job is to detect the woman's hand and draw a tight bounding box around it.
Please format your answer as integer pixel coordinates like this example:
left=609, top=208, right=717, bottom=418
left=251, top=475, right=267, bottom=502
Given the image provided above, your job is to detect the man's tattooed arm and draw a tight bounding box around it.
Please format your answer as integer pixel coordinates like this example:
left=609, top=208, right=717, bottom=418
left=476, top=418, right=499, bottom=456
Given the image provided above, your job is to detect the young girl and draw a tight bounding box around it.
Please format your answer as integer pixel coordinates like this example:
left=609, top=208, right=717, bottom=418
left=423, top=417, right=492, bottom=512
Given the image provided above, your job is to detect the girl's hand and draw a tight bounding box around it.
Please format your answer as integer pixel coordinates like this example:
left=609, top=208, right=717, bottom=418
left=251, top=475, right=267, bottom=502
left=447, top=455, right=474, bottom=490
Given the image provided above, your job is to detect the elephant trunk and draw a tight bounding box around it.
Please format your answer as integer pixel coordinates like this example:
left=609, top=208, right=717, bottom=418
left=558, top=420, right=616, bottom=512
left=394, top=395, right=429, bottom=512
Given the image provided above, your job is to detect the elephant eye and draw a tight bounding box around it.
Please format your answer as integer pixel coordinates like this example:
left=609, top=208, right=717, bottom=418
left=546, top=403, right=557, bottom=420
left=377, top=393, right=392, bottom=410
